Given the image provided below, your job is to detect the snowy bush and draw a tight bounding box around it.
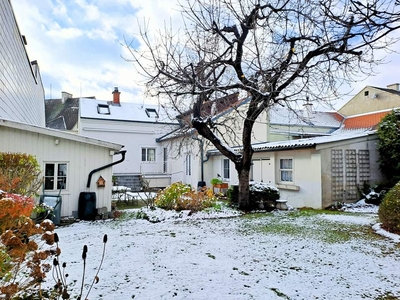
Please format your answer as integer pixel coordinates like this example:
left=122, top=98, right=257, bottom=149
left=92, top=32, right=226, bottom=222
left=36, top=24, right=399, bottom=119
left=378, top=182, right=400, bottom=234
left=249, top=181, right=280, bottom=210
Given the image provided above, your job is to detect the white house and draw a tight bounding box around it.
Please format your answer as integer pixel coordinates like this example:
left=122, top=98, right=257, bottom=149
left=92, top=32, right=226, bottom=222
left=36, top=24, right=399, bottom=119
left=0, top=1, right=125, bottom=219
left=157, top=87, right=400, bottom=209
left=79, top=88, right=180, bottom=190
left=0, top=118, right=124, bottom=217
left=208, top=130, right=382, bottom=209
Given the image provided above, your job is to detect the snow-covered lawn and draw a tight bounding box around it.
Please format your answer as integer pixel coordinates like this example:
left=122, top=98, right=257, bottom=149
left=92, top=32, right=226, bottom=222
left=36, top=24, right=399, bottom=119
left=48, top=205, right=400, bottom=300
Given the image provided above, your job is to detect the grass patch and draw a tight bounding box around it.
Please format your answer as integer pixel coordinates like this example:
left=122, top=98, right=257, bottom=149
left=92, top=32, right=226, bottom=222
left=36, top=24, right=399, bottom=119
left=239, top=209, right=384, bottom=244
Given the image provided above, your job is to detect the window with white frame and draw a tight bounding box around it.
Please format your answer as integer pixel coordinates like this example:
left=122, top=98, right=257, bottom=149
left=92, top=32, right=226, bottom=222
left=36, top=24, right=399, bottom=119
left=279, top=158, right=293, bottom=182
left=44, top=163, right=67, bottom=190
left=185, top=154, right=191, bottom=176
left=142, top=148, right=156, bottom=162
left=223, top=159, right=230, bottom=180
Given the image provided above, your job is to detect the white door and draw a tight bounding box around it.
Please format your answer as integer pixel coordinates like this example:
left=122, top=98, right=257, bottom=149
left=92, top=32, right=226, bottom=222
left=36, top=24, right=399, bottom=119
left=251, top=158, right=273, bottom=183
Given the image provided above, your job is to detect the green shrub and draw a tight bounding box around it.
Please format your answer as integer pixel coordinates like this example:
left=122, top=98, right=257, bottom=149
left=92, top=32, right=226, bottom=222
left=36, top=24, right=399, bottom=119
left=155, top=182, right=191, bottom=210
left=378, top=182, right=400, bottom=234
left=155, top=182, right=217, bottom=212
left=0, top=152, right=42, bottom=196
left=227, top=185, right=239, bottom=206
left=210, top=178, right=223, bottom=185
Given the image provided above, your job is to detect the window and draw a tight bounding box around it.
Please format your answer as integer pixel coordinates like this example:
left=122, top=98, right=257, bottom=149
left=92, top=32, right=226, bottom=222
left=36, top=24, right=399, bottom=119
left=185, top=154, right=191, bottom=176
left=163, top=148, right=167, bottom=173
left=44, top=163, right=67, bottom=190
left=97, top=104, right=110, bottom=114
left=145, top=108, right=159, bottom=118
left=223, top=159, right=230, bottom=180
left=364, top=91, right=369, bottom=97
left=279, top=158, right=293, bottom=182
left=142, top=148, right=156, bottom=162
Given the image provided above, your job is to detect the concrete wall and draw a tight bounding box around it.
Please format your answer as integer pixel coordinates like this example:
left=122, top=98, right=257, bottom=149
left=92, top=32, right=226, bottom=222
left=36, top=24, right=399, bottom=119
left=339, top=85, right=400, bottom=116
left=319, top=135, right=384, bottom=208
left=0, top=1, right=45, bottom=126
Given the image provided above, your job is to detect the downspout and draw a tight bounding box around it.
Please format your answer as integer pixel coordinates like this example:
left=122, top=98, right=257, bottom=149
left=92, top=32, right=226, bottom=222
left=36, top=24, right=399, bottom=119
left=192, top=135, right=206, bottom=187
left=86, top=150, right=127, bottom=188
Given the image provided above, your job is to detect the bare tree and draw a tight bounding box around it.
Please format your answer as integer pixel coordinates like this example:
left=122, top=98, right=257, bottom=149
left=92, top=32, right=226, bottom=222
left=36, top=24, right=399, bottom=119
left=127, top=0, right=400, bottom=210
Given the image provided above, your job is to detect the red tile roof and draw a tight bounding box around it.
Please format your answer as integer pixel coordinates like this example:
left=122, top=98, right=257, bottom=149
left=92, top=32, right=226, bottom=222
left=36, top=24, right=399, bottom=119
left=342, top=111, right=390, bottom=129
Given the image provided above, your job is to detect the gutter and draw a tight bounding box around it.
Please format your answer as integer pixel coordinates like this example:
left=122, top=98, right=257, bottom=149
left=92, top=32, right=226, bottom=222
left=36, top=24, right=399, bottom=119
left=86, top=150, right=126, bottom=188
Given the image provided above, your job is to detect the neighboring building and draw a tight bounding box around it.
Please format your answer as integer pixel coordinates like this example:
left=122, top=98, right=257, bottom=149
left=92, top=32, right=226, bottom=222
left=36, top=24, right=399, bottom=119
left=0, top=1, right=124, bottom=218
left=209, top=131, right=382, bottom=209
left=338, top=83, right=400, bottom=116
left=0, top=118, right=123, bottom=217
left=45, top=91, right=95, bottom=133
left=159, top=85, right=400, bottom=209
left=79, top=87, right=180, bottom=190
left=0, top=0, right=45, bottom=126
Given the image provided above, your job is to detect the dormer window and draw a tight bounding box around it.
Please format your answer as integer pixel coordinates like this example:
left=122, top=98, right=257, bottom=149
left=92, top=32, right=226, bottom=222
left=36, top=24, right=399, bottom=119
left=145, top=108, right=158, bottom=118
left=97, top=104, right=110, bottom=115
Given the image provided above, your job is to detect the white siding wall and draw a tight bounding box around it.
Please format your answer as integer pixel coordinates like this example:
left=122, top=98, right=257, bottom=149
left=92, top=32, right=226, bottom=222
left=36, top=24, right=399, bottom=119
left=79, top=118, right=176, bottom=175
left=0, top=1, right=45, bottom=126
left=0, top=125, right=117, bottom=217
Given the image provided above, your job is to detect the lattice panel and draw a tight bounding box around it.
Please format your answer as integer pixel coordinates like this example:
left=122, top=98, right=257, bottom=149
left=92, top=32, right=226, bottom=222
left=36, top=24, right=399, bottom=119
left=358, top=150, right=370, bottom=184
left=345, top=150, right=357, bottom=200
left=331, top=149, right=344, bottom=201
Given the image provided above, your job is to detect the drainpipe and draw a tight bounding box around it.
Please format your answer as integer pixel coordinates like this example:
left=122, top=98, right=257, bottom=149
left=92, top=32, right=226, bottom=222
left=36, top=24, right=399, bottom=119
left=86, top=150, right=126, bottom=188
left=192, top=135, right=206, bottom=188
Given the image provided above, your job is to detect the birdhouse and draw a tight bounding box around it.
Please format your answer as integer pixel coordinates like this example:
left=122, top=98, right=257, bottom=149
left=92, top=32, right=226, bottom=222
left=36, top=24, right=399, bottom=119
left=96, top=176, right=106, bottom=187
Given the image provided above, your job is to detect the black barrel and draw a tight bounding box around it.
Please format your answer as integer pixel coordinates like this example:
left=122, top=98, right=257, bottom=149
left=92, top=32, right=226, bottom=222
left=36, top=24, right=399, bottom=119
left=78, top=192, right=97, bottom=220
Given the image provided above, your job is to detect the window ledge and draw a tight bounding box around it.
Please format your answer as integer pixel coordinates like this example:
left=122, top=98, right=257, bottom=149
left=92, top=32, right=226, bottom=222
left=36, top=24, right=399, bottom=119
left=276, top=183, right=300, bottom=191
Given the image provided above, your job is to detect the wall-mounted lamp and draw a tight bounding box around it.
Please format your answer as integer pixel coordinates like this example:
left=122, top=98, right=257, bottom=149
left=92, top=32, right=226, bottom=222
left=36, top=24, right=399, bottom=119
left=55, top=139, right=60, bottom=145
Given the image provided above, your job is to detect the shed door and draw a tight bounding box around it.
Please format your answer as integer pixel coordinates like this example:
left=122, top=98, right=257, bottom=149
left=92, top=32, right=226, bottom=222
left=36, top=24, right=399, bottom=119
left=251, top=158, right=273, bottom=184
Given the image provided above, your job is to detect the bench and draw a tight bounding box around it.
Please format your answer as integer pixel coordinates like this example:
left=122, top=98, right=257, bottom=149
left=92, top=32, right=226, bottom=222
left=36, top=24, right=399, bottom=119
left=275, top=199, right=288, bottom=210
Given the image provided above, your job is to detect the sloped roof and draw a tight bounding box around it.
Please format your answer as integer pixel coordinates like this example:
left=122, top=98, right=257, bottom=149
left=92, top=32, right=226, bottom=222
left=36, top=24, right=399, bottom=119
left=80, top=98, right=178, bottom=124
left=373, top=86, right=400, bottom=96
left=269, top=106, right=344, bottom=128
left=342, top=111, right=390, bottom=129
left=45, top=97, right=93, bottom=130
left=252, top=131, right=376, bottom=152
left=207, top=130, right=376, bottom=155
left=0, top=118, right=123, bottom=150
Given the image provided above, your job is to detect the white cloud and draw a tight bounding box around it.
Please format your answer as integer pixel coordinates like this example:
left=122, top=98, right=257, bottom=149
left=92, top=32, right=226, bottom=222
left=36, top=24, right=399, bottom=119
left=11, top=0, right=400, bottom=109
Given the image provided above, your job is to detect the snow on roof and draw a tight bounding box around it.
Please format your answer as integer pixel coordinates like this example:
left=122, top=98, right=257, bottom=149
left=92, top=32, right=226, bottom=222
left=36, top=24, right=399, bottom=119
left=207, top=130, right=376, bottom=155
left=269, top=106, right=343, bottom=128
left=80, top=98, right=178, bottom=124
left=251, top=130, right=376, bottom=152
left=0, top=117, right=123, bottom=150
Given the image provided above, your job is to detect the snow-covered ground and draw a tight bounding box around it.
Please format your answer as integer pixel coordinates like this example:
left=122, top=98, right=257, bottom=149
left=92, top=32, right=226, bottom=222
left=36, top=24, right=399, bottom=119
left=43, top=203, right=400, bottom=300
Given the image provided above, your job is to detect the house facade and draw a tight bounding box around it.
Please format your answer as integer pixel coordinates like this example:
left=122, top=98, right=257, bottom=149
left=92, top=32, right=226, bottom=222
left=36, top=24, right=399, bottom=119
left=159, top=86, right=400, bottom=209
left=338, top=83, right=400, bottom=116
left=0, top=118, right=123, bottom=217
left=208, top=132, right=382, bottom=209
left=1, top=1, right=125, bottom=219
left=0, top=0, right=45, bottom=126
left=79, top=88, right=180, bottom=190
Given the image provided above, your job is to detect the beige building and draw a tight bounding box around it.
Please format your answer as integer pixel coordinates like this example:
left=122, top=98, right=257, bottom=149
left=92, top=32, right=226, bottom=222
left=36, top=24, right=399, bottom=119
left=339, top=83, right=400, bottom=116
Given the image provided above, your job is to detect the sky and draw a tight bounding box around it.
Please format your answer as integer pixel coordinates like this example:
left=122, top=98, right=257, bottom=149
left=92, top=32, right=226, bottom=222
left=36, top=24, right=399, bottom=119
left=32, top=204, right=400, bottom=300
left=11, top=0, right=400, bottom=109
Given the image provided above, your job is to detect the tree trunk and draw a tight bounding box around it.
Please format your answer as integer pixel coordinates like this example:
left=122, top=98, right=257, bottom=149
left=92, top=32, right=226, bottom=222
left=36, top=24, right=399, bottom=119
left=237, top=167, right=251, bottom=211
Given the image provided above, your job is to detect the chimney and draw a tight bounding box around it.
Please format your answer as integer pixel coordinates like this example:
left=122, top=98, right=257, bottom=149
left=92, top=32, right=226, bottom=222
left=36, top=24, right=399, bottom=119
left=61, top=91, right=72, bottom=103
left=303, top=97, right=313, bottom=121
left=387, top=83, right=400, bottom=91
left=112, top=87, right=121, bottom=105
